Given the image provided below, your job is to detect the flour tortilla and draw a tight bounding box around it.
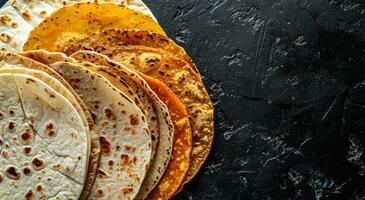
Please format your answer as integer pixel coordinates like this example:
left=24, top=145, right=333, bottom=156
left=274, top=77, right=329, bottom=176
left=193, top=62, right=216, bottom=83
left=21, top=50, right=152, bottom=199
left=75, top=46, right=214, bottom=188
left=0, top=51, right=100, bottom=199
left=70, top=51, right=174, bottom=199
left=0, top=71, right=89, bottom=199
left=0, top=0, right=156, bottom=51
left=22, top=50, right=161, bottom=159
left=23, top=3, right=165, bottom=52
left=64, top=29, right=200, bottom=74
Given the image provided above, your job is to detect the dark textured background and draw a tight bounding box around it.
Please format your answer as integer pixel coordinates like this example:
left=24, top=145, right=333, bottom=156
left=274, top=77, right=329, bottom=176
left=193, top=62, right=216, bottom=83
left=143, top=0, right=365, bottom=199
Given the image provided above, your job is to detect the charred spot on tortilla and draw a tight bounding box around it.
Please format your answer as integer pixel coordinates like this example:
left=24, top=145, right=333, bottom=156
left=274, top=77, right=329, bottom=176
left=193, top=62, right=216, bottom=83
left=20, top=129, right=33, bottom=144
left=100, top=136, right=111, bottom=156
left=8, top=121, right=16, bottom=131
left=31, top=157, right=45, bottom=170
left=23, top=147, right=32, bottom=156
left=44, top=122, right=56, bottom=137
left=23, top=167, right=32, bottom=176
left=25, top=190, right=34, bottom=200
left=6, top=166, right=20, bottom=180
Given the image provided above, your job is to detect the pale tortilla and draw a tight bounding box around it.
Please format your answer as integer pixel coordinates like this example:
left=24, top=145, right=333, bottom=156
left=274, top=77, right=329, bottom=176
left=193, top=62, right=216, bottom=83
left=70, top=51, right=174, bottom=199
left=21, top=50, right=152, bottom=200
left=0, top=51, right=100, bottom=200
left=0, top=72, right=89, bottom=199
left=0, top=0, right=156, bottom=51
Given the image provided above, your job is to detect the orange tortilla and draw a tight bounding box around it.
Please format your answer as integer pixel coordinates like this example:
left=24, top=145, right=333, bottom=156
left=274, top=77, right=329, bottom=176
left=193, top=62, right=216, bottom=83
left=23, top=3, right=165, bottom=52
left=139, top=73, right=192, bottom=199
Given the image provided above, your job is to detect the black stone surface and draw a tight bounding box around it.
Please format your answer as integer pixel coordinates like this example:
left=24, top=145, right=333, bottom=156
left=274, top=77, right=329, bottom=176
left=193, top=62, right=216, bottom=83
left=143, top=0, right=365, bottom=199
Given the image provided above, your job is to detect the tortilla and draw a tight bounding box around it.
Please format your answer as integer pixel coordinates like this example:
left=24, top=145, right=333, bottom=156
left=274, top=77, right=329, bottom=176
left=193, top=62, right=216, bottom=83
left=70, top=46, right=214, bottom=187
left=0, top=0, right=156, bottom=51
left=0, top=51, right=100, bottom=199
left=138, top=73, right=192, bottom=200
left=64, top=29, right=200, bottom=74
left=23, top=3, right=165, bottom=52
left=21, top=50, right=152, bottom=199
left=0, top=71, right=89, bottom=199
left=70, top=50, right=174, bottom=199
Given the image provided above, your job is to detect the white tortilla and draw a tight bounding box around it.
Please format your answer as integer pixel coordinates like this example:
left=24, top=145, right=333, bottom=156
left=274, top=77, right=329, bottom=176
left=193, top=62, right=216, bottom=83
left=71, top=51, right=174, bottom=200
left=0, top=51, right=101, bottom=200
left=21, top=50, right=153, bottom=199
left=0, top=0, right=156, bottom=51
left=0, top=72, right=89, bottom=199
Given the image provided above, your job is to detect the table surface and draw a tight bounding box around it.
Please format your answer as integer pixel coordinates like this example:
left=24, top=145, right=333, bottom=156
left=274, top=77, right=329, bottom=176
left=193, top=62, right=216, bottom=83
left=2, top=0, right=365, bottom=199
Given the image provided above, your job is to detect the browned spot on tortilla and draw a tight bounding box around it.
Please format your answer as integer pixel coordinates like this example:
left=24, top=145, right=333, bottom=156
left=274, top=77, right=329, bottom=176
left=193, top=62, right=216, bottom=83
left=31, top=157, right=45, bottom=170
left=25, top=78, right=35, bottom=84
left=21, top=129, right=32, bottom=144
left=100, top=136, right=111, bottom=156
left=0, top=174, right=3, bottom=183
left=36, top=185, right=43, bottom=192
left=97, top=169, right=108, bottom=178
left=121, top=186, right=134, bottom=195
left=9, top=109, right=15, bottom=116
left=96, top=189, right=104, bottom=197
left=2, top=150, right=8, bottom=158
left=44, top=122, right=56, bottom=137
left=0, top=15, right=11, bottom=24
left=21, top=9, right=31, bottom=20
left=25, top=190, right=33, bottom=200
left=5, top=166, right=20, bottom=180
left=39, top=10, right=47, bottom=17
left=23, top=167, right=32, bottom=176
left=124, top=145, right=136, bottom=153
left=11, top=22, right=17, bottom=28
left=51, top=163, right=61, bottom=171
left=8, top=121, right=15, bottom=131
left=23, top=147, right=32, bottom=155
left=104, top=108, right=116, bottom=120
left=0, top=112, right=3, bottom=119
left=129, top=114, right=139, bottom=125
left=0, top=32, right=11, bottom=43
left=108, top=160, right=114, bottom=169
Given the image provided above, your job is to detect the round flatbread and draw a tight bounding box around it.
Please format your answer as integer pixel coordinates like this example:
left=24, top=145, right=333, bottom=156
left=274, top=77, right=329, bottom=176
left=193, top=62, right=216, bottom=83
left=23, top=3, right=165, bottom=52
left=69, top=45, right=214, bottom=188
left=69, top=50, right=174, bottom=199
left=21, top=50, right=152, bottom=200
left=64, top=29, right=199, bottom=74
left=139, top=74, right=192, bottom=200
left=0, top=51, right=100, bottom=199
left=0, top=0, right=156, bottom=51
left=0, top=71, right=89, bottom=199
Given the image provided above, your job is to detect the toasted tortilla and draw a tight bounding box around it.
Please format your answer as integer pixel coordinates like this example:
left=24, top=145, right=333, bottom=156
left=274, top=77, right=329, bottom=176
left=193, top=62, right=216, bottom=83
left=71, top=46, right=214, bottom=187
left=23, top=3, right=165, bottom=52
left=0, top=71, right=89, bottom=199
left=0, top=51, right=100, bottom=199
left=139, top=74, right=192, bottom=200
left=0, top=0, right=156, bottom=51
left=64, top=29, right=200, bottom=74
left=21, top=50, right=152, bottom=199
left=70, top=51, right=174, bottom=199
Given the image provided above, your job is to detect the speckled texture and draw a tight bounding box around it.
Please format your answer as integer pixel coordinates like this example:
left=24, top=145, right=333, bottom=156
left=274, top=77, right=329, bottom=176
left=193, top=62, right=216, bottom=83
left=143, top=0, right=365, bottom=199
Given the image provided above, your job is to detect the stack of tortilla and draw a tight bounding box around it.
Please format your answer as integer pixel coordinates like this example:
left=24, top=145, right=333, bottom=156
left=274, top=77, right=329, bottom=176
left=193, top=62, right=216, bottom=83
left=0, top=1, right=214, bottom=199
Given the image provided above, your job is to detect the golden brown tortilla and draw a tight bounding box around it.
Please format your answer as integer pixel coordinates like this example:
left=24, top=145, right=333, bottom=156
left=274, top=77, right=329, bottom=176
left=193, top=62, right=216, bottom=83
left=23, top=3, right=165, bottom=52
